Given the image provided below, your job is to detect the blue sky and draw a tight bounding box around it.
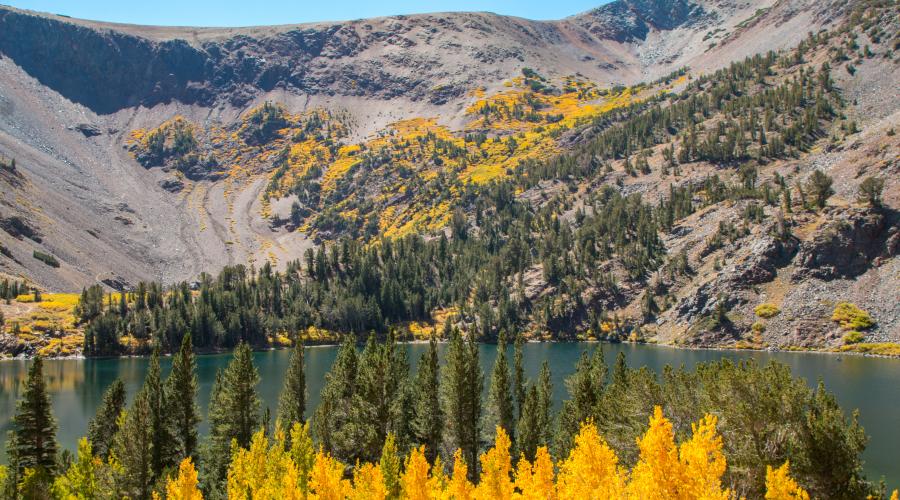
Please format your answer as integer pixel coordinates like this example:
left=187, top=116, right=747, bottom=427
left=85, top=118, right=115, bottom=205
left=6, top=1, right=612, bottom=26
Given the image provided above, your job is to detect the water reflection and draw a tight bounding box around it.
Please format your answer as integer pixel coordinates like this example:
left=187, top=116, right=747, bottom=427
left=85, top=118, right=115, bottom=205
left=0, top=343, right=897, bottom=489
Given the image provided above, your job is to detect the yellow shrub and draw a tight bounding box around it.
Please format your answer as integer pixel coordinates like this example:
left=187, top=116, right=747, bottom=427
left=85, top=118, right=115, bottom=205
left=842, top=331, right=864, bottom=345
left=754, top=303, right=781, bottom=319
left=831, top=303, right=874, bottom=330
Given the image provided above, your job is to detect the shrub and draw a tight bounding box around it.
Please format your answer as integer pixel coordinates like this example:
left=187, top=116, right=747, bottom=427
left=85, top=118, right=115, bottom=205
left=32, top=250, right=60, bottom=268
left=831, top=302, right=874, bottom=330
left=842, top=331, right=864, bottom=344
left=754, top=303, right=781, bottom=319
left=751, top=321, right=766, bottom=333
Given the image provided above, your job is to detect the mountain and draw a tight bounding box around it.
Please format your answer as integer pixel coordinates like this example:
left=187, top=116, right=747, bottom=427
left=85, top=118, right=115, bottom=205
left=0, top=0, right=897, bottom=356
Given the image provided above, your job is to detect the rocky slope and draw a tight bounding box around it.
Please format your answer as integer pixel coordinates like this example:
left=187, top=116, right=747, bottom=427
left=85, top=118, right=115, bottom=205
left=0, top=0, right=897, bottom=354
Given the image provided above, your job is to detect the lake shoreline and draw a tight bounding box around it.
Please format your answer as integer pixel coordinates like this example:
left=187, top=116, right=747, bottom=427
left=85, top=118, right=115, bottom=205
left=4, top=337, right=899, bottom=361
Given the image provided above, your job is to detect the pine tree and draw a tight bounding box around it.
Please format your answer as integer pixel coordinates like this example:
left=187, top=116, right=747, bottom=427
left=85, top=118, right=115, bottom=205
left=87, top=378, right=126, bottom=459
left=113, top=391, right=154, bottom=500
left=516, top=385, right=541, bottom=462
left=356, top=332, right=411, bottom=461
left=512, top=333, right=526, bottom=419
left=312, top=336, right=360, bottom=461
left=165, top=332, right=200, bottom=461
left=412, top=335, right=443, bottom=463
left=145, top=345, right=175, bottom=479
left=484, top=333, right=515, bottom=446
left=806, top=169, right=834, bottom=209
left=277, top=340, right=306, bottom=428
left=202, top=342, right=261, bottom=487
left=536, top=361, right=553, bottom=446
left=555, top=347, right=605, bottom=456
left=11, top=356, right=58, bottom=477
left=440, top=328, right=482, bottom=479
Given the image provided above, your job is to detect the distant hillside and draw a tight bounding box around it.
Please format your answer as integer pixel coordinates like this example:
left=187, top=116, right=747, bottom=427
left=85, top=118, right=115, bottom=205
left=0, top=0, right=898, bottom=356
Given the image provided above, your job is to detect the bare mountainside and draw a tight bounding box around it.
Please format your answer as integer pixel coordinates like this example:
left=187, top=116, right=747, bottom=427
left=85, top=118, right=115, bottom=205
left=0, top=0, right=898, bottom=357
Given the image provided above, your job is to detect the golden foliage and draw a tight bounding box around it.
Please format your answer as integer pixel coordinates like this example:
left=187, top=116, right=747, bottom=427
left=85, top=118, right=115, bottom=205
left=475, top=427, right=515, bottom=500
left=754, top=303, right=781, bottom=319
left=401, top=445, right=431, bottom=500
left=309, top=449, right=351, bottom=500
left=514, top=447, right=556, bottom=500
left=764, top=461, right=810, bottom=500
left=448, top=449, right=476, bottom=500
left=557, top=420, right=626, bottom=500
left=350, top=462, right=386, bottom=500
left=166, top=458, right=203, bottom=500
left=831, top=302, right=875, bottom=330
left=227, top=428, right=303, bottom=499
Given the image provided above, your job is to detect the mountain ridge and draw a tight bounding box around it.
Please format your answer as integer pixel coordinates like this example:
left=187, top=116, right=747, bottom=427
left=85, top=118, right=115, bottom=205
left=0, top=0, right=897, bottom=356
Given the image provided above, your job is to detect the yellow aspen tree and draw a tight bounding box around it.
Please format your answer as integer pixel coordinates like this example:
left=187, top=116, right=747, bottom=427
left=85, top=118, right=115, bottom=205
left=890, top=490, right=898, bottom=500
left=429, top=455, right=448, bottom=498
left=227, top=427, right=302, bottom=499
left=401, top=445, right=431, bottom=500
left=309, top=449, right=351, bottom=500
left=513, top=446, right=556, bottom=500
left=51, top=438, right=99, bottom=498
left=350, top=462, right=387, bottom=500
left=626, top=406, right=686, bottom=500
left=447, top=449, right=475, bottom=500
left=764, top=461, right=810, bottom=500
left=475, top=427, right=515, bottom=500
left=557, top=420, right=625, bottom=500
left=678, top=414, right=729, bottom=500
left=165, top=458, right=202, bottom=500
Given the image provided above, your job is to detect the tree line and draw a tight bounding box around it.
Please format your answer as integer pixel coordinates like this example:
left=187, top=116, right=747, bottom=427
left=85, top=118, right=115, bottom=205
left=3, top=335, right=890, bottom=499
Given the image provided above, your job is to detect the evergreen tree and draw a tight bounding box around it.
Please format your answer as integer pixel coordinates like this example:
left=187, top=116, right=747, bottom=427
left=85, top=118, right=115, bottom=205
left=440, top=328, right=482, bottom=479
left=312, top=336, right=361, bottom=461
left=145, top=346, right=175, bottom=479
left=536, top=361, right=553, bottom=446
left=807, top=169, right=834, bottom=209
left=857, top=176, right=884, bottom=208
left=113, top=391, right=153, bottom=500
left=201, top=342, right=260, bottom=487
left=512, top=333, right=526, bottom=419
left=11, top=356, right=58, bottom=477
left=484, top=333, right=515, bottom=445
left=555, top=347, right=606, bottom=456
left=277, top=340, right=307, bottom=428
left=516, top=385, right=541, bottom=462
left=412, top=336, right=443, bottom=463
left=87, top=378, right=126, bottom=459
left=165, top=332, right=200, bottom=461
left=356, top=333, right=407, bottom=461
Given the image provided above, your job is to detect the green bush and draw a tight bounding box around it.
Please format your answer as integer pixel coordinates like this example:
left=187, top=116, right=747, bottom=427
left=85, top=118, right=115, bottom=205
left=32, top=250, right=59, bottom=268
left=754, top=303, right=781, bottom=319
left=842, top=330, right=864, bottom=344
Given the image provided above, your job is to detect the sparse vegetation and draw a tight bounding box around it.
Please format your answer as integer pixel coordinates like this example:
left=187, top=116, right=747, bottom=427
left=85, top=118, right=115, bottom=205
left=32, top=250, right=60, bottom=268
left=832, top=302, right=875, bottom=330
left=755, top=303, right=781, bottom=319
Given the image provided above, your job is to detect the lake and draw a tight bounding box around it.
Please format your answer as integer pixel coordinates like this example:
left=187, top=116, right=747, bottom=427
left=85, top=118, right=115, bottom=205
left=1, top=342, right=898, bottom=489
